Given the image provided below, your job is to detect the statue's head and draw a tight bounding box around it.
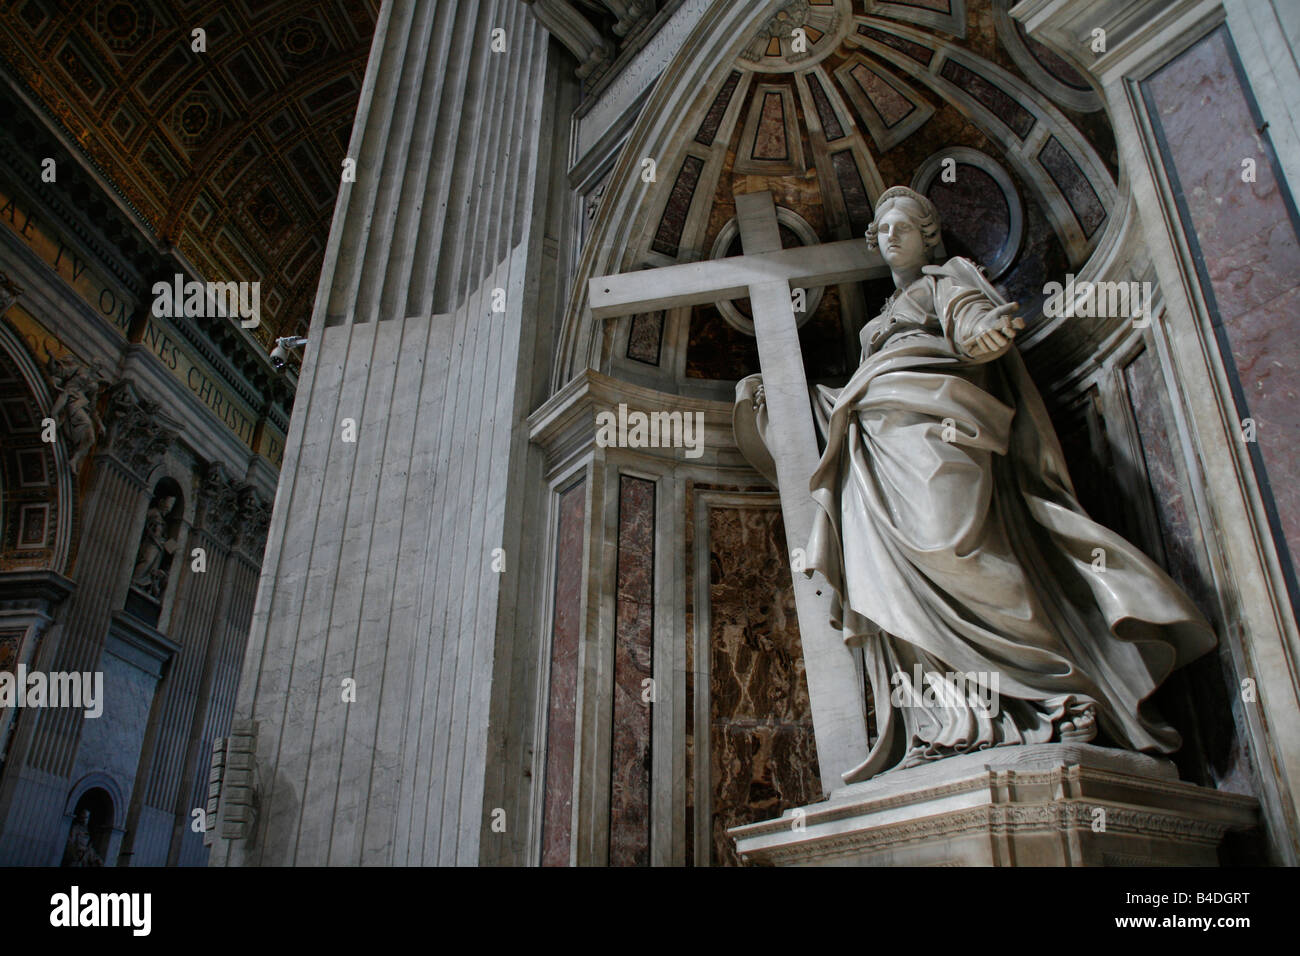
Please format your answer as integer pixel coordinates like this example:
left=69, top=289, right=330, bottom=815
left=75, top=809, right=90, bottom=825
left=157, top=495, right=176, bottom=514
left=865, top=186, right=942, bottom=272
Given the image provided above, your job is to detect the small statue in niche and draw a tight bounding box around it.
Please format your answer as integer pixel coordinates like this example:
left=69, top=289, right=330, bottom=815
left=60, top=809, right=104, bottom=867
left=131, top=495, right=180, bottom=599
left=45, top=350, right=109, bottom=474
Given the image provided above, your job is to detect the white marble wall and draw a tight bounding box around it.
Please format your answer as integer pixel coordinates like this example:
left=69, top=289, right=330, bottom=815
left=213, top=0, right=556, bottom=866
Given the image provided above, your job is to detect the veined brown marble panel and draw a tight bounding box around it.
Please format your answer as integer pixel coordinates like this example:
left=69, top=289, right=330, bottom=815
left=706, top=504, right=819, bottom=866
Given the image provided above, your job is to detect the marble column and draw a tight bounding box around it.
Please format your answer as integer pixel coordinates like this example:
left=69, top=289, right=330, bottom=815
left=211, top=0, right=558, bottom=867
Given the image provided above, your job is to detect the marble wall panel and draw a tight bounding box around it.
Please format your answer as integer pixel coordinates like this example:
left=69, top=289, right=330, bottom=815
left=855, top=25, right=935, bottom=66
left=753, top=93, right=790, bottom=161
left=926, top=163, right=1011, bottom=268
left=939, top=59, right=1034, bottom=138
left=608, top=476, right=655, bottom=867
left=651, top=156, right=706, bottom=258
left=1142, top=25, right=1300, bottom=610
left=1038, top=135, right=1106, bottom=238
left=540, top=481, right=586, bottom=867
left=696, top=71, right=742, bottom=147
left=626, top=311, right=664, bottom=365
left=807, top=72, right=846, bottom=141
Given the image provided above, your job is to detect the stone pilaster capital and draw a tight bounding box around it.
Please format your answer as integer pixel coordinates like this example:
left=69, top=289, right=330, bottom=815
left=103, top=379, right=180, bottom=480
left=234, top=485, right=272, bottom=558
left=196, top=460, right=241, bottom=541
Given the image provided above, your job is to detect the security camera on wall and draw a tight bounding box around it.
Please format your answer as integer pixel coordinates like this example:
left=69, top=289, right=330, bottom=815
left=269, top=336, right=307, bottom=372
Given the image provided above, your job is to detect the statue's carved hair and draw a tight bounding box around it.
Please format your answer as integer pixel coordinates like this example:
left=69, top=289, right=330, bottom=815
left=865, top=186, right=942, bottom=252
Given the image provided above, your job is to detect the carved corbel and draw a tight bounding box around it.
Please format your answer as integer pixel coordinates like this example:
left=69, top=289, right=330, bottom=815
left=524, top=0, right=615, bottom=81
left=595, top=0, right=654, bottom=37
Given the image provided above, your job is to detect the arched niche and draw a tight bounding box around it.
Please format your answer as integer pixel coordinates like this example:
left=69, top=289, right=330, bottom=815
left=123, top=477, right=186, bottom=629
left=0, top=320, right=75, bottom=575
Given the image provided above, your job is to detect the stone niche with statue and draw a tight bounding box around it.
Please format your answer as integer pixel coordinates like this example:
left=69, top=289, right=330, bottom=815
left=726, top=186, right=1259, bottom=866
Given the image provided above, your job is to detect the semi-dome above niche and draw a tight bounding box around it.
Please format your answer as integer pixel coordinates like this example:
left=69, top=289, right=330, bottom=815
left=609, top=0, right=1119, bottom=392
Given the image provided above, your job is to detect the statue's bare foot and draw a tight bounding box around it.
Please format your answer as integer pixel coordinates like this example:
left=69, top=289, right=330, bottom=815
left=1059, top=704, right=1097, bottom=743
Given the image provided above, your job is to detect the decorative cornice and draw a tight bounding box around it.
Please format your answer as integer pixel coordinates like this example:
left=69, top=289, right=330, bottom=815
left=732, top=756, right=1260, bottom=865
left=0, top=569, right=76, bottom=614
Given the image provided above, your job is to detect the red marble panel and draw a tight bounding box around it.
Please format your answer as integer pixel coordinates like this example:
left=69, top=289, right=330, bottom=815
left=849, top=64, right=913, bottom=128
left=752, top=92, right=789, bottom=161
left=1124, top=348, right=1253, bottom=799
left=626, top=311, right=664, bottom=365
left=1143, top=25, right=1300, bottom=601
left=540, top=481, right=586, bottom=867
left=926, top=163, right=1011, bottom=269
left=651, top=155, right=705, bottom=258
left=856, top=24, right=934, bottom=67
left=695, top=70, right=742, bottom=147
left=1124, top=350, right=1217, bottom=616
left=806, top=72, right=846, bottom=141
left=609, top=476, right=655, bottom=866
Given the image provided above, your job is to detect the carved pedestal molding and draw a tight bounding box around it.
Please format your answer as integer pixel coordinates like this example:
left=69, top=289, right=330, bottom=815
left=730, top=744, right=1259, bottom=866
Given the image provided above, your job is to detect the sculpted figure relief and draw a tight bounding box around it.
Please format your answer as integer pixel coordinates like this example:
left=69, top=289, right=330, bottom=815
left=60, top=809, right=104, bottom=868
left=45, top=350, right=109, bottom=474
left=736, top=186, right=1215, bottom=783
left=131, top=495, right=180, bottom=599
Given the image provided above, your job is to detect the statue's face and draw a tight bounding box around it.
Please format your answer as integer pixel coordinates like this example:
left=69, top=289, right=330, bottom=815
left=874, top=206, right=928, bottom=272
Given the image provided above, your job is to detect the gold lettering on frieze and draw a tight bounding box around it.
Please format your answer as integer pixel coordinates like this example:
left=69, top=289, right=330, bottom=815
left=145, top=316, right=258, bottom=451
left=0, top=182, right=133, bottom=336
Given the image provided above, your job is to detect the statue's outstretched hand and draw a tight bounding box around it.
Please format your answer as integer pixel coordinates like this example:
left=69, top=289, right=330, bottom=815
left=963, top=302, right=1024, bottom=358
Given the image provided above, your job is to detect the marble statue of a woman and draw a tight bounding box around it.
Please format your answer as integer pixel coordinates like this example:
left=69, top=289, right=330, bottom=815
left=737, top=186, right=1216, bottom=784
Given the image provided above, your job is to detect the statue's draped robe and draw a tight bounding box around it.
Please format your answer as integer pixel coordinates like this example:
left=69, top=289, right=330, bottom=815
left=740, top=257, right=1215, bottom=784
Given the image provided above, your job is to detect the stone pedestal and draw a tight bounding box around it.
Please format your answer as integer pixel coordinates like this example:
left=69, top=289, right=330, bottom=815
left=729, top=744, right=1257, bottom=866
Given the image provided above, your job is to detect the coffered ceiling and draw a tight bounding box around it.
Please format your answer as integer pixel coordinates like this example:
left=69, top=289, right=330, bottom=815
left=0, top=0, right=379, bottom=345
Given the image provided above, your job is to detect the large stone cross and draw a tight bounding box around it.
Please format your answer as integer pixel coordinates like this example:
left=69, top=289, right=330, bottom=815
left=590, top=190, right=889, bottom=792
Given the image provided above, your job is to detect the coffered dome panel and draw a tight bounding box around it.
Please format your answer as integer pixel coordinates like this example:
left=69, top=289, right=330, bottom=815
left=615, top=0, right=1117, bottom=390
